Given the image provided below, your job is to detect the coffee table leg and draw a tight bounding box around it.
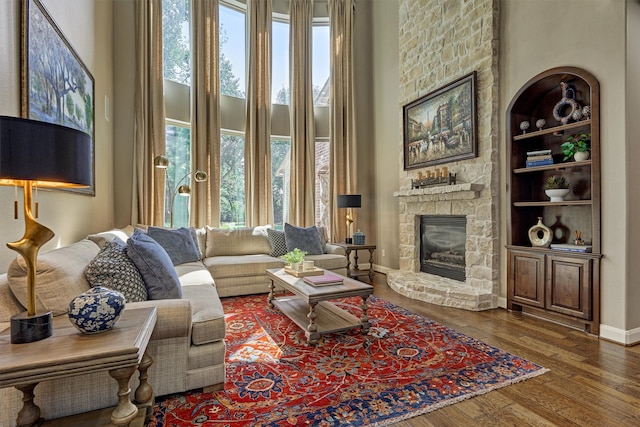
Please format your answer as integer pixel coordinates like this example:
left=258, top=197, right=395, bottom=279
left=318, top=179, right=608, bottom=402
left=109, top=365, right=139, bottom=427
left=267, top=279, right=275, bottom=308
left=15, top=383, right=42, bottom=427
left=307, top=302, right=320, bottom=345
left=360, top=296, right=371, bottom=333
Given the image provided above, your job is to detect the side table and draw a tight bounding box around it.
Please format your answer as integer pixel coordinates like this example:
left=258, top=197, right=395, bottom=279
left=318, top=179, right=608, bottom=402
left=0, top=307, right=157, bottom=427
left=334, top=243, right=376, bottom=281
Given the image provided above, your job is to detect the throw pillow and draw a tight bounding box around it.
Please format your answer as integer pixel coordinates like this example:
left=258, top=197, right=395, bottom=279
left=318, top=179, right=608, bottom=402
left=127, top=230, right=182, bottom=300
left=284, top=223, right=325, bottom=255
left=147, top=226, right=201, bottom=265
left=85, top=238, right=147, bottom=302
left=266, top=228, right=287, bottom=257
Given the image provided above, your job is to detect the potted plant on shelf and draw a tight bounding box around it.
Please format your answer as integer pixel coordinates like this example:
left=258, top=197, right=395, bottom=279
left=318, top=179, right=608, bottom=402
left=543, top=175, right=570, bottom=202
left=561, top=132, right=591, bottom=161
left=282, top=248, right=307, bottom=272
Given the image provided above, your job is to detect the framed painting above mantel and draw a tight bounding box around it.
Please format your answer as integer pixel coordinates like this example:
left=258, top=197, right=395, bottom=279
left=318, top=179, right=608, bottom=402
left=21, top=0, right=95, bottom=196
left=403, top=72, right=477, bottom=170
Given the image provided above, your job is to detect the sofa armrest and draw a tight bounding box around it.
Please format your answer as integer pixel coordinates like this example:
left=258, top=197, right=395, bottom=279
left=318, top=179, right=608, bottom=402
left=325, top=243, right=346, bottom=256
left=127, top=299, right=192, bottom=340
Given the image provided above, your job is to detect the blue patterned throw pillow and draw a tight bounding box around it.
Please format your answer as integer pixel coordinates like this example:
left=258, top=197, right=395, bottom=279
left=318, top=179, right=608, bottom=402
left=147, top=226, right=202, bottom=265
left=267, top=228, right=288, bottom=257
left=284, top=223, right=325, bottom=255
left=85, top=238, right=147, bottom=302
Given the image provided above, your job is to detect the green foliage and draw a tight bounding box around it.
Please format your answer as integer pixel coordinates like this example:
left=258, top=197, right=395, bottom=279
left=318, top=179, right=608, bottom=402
left=282, top=248, right=307, bottom=264
left=561, top=133, right=590, bottom=160
left=543, top=175, right=570, bottom=190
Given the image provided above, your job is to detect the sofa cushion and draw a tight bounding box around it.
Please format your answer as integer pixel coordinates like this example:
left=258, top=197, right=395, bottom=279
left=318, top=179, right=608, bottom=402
left=305, top=253, right=348, bottom=270
left=127, top=230, right=182, bottom=300
left=266, top=228, right=288, bottom=257
left=85, top=238, right=147, bottom=303
left=182, top=284, right=226, bottom=345
left=147, top=227, right=201, bottom=265
left=203, top=254, right=285, bottom=279
left=205, top=226, right=271, bottom=257
left=284, top=223, right=324, bottom=254
left=87, top=225, right=135, bottom=249
left=0, top=275, right=25, bottom=322
left=174, top=261, right=215, bottom=288
left=7, top=240, right=99, bottom=316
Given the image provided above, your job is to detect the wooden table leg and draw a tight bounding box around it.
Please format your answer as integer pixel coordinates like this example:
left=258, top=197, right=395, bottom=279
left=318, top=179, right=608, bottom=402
left=360, top=296, right=371, bottom=333
left=15, top=383, right=42, bottom=427
left=267, top=279, right=275, bottom=308
left=353, top=249, right=360, bottom=271
left=135, top=351, right=154, bottom=411
left=344, top=248, right=353, bottom=278
left=109, top=365, right=139, bottom=427
left=306, top=302, right=320, bottom=345
left=368, top=248, right=375, bottom=281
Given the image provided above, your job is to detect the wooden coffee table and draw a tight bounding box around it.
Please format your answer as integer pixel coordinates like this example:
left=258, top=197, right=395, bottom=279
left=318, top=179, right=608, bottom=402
left=0, top=307, right=157, bottom=427
left=266, top=268, right=373, bottom=345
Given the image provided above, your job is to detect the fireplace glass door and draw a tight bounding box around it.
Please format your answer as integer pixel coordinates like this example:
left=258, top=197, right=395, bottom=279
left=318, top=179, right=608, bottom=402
left=420, top=215, right=466, bottom=281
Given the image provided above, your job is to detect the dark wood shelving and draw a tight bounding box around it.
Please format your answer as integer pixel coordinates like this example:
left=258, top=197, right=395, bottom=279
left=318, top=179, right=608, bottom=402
left=506, top=66, right=601, bottom=336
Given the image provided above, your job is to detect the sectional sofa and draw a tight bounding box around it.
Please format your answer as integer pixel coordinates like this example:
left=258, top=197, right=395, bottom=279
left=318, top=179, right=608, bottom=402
left=0, top=224, right=347, bottom=425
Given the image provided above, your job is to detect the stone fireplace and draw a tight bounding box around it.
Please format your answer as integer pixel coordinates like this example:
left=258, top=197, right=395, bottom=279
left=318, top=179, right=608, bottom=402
left=387, top=183, right=498, bottom=311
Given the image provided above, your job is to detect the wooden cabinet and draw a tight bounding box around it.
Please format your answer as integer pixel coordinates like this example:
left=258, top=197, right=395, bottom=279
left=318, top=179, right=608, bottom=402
left=506, top=67, right=602, bottom=335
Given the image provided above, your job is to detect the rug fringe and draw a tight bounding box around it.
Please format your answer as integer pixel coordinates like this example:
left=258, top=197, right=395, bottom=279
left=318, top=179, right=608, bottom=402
left=368, top=367, right=551, bottom=427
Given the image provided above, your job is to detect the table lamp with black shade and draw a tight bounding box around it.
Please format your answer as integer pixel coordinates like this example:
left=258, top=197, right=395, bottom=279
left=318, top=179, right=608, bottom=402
left=337, top=194, right=361, bottom=244
left=0, top=116, right=92, bottom=344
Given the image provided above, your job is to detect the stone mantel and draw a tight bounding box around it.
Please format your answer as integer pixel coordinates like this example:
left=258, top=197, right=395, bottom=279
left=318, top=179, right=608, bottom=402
left=393, top=183, right=484, bottom=200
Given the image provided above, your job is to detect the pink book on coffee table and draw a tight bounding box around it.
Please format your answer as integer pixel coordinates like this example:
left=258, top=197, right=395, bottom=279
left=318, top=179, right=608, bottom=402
left=303, top=273, right=344, bottom=286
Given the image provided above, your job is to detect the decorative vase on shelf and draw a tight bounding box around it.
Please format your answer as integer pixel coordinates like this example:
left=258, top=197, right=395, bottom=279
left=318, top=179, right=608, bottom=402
left=68, top=286, right=125, bottom=334
left=353, top=230, right=366, bottom=245
left=573, top=151, right=590, bottom=161
left=528, top=217, right=552, bottom=248
left=545, top=188, right=570, bottom=202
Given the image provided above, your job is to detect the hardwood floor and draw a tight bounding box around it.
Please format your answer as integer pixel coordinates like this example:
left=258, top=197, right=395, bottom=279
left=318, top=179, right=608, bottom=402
left=365, top=273, right=640, bottom=427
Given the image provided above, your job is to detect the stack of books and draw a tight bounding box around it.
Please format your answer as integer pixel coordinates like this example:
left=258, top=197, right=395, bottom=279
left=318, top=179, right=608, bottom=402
left=303, top=273, right=344, bottom=286
left=550, top=243, right=593, bottom=253
left=526, top=149, right=553, bottom=167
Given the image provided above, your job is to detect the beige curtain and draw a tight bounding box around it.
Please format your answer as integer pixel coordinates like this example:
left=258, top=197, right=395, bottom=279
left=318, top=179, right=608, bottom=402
left=245, top=0, right=274, bottom=227
left=288, top=0, right=316, bottom=227
left=328, top=0, right=357, bottom=242
left=133, top=0, right=166, bottom=226
left=190, top=0, right=221, bottom=227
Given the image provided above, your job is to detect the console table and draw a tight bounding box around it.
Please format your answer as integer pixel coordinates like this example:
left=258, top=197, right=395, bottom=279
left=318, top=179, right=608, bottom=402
left=334, top=243, right=376, bottom=281
left=0, top=307, right=157, bottom=427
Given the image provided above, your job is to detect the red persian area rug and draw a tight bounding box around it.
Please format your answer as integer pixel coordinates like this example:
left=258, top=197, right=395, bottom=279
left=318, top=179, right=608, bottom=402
left=147, top=294, right=548, bottom=426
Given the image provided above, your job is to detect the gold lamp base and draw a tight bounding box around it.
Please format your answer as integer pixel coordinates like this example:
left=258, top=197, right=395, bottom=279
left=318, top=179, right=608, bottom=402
left=8, top=181, right=55, bottom=344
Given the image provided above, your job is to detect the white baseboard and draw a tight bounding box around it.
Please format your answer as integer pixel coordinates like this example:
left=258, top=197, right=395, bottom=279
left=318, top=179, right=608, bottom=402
left=373, top=264, right=392, bottom=275
left=599, top=324, right=640, bottom=345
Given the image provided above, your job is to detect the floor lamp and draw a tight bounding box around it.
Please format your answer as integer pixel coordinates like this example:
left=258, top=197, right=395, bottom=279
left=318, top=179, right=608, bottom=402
left=0, top=116, right=92, bottom=344
left=337, top=194, right=361, bottom=244
left=154, top=155, right=208, bottom=227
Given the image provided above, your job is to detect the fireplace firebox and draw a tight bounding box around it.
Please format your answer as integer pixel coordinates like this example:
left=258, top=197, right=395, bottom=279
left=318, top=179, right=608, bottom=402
left=420, top=215, right=466, bottom=281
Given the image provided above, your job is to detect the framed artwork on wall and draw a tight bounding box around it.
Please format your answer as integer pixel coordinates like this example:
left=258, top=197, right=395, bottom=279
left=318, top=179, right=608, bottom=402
left=21, top=0, right=95, bottom=195
left=403, top=71, right=477, bottom=170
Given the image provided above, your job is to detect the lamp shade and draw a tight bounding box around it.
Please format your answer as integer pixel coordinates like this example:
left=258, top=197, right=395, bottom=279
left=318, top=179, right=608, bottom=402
left=337, top=194, right=361, bottom=208
left=0, top=116, right=92, bottom=188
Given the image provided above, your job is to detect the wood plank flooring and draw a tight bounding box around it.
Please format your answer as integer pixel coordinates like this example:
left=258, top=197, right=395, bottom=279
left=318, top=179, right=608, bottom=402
left=366, top=273, right=640, bottom=426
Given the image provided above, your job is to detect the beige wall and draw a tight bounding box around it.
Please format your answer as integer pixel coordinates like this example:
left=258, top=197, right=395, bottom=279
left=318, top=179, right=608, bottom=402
left=0, top=0, right=114, bottom=273
left=370, top=0, right=400, bottom=271
left=499, top=0, right=634, bottom=339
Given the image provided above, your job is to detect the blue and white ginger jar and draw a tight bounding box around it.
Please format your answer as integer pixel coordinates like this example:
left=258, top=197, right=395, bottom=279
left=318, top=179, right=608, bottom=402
left=68, top=286, right=126, bottom=334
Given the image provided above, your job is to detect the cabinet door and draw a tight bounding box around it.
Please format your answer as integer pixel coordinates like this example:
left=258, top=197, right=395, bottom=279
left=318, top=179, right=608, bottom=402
left=508, top=249, right=545, bottom=309
left=545, top=255, right=592, bottom=319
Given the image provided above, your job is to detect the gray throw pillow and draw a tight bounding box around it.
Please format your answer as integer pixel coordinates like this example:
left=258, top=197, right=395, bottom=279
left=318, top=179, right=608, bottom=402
left=284, top=223, right=325, bottom=255
left=127, top=230, right=182, bottom=300
left=147, top=226, right=201, bottom=265
left=85, top=238, right=147, bottom=302
left=267, top=228, right=288, bottom=257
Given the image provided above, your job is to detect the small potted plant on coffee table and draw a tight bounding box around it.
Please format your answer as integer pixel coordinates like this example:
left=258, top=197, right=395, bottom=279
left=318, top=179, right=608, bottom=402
left=543, top=175, right=570, bottom=202
left=561, top=132, right=590, bottom=161
left=282, top=248, right=307, bottom=272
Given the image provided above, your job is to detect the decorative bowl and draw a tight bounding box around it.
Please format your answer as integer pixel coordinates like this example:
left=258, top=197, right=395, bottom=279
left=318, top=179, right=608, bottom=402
left=545, top=188, right=570, bottom=202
